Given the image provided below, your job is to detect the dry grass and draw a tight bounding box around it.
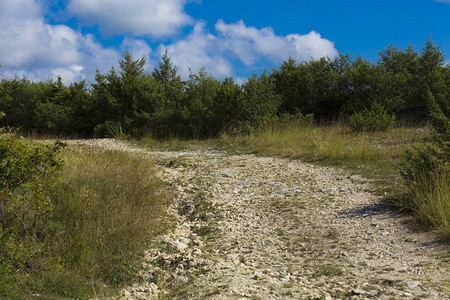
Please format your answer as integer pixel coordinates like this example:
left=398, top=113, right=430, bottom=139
left=400, top=169, right=450, bottom=241
left=40, top=147, right=170, bottom=297
left=219, top=124, right=428, bottom=164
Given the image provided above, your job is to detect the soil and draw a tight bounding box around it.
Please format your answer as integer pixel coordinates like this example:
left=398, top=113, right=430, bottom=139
left=66, top=138, right=449, bottom=299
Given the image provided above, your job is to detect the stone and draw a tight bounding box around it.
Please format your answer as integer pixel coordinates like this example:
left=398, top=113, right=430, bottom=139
left=406, top=281, right=419, bottom=288
left=173, top=276, right=187, bottom=284
left=192, top=248, right=202, bottom=255
left=351, top=289, right=365, bottom=295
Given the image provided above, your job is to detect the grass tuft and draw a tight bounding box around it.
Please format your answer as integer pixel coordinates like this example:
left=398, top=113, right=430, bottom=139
left=49, top=148, right=169, bottom=292
left=398, top=168, right=450, bottom=241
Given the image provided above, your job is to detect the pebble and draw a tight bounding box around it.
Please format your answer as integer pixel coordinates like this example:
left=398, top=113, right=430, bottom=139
left=406, top=281, right=419, bottom=288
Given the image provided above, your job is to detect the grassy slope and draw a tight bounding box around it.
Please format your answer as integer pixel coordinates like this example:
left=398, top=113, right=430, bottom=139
left=3, top=146, right=170, bottom=298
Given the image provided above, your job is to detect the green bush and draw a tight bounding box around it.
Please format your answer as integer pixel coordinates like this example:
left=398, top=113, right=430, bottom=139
left=93, top=120, right=125, bottom=138
left=398, top=90, right=450, bottom=241
left=348, top=102, right=396, bottom=131
left=0, top=126, right=65, bottom=297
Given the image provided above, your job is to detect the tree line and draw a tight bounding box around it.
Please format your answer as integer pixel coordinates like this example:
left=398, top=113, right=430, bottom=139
left=0, top=39, right=449, bottom=138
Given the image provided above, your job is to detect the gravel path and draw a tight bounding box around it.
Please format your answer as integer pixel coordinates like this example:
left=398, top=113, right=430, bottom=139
left=66, top=139, right=449, bottom=299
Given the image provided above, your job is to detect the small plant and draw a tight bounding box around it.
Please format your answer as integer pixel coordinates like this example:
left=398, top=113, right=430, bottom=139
left=348, top=102, right=396, bottom=132
left=94, top=120, right=125, bottom=138
left=312, top=264, right=343, bottom=278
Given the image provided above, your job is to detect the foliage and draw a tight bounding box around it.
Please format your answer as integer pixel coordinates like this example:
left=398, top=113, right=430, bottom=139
left=0, top=126, right=65, bottom=297
left=0, top=39, right=449, bottom=138
left=232, top=71, right=281, bottom=134
left=348, top=102, right=396, bottom=132
left=397, top=88, right=449, bottom=240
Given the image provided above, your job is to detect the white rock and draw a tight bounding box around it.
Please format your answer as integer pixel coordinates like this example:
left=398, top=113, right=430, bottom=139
left=406, top=281, right=419, bottom=288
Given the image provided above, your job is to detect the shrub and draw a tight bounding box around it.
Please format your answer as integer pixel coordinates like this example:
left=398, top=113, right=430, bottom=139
left=93, top=120, right=125, bottom=138
left=398, top=90, right=449, bottom=241
left=348, top=102, right=396, bottom=131
left=0, top=126, right=65, bottom=297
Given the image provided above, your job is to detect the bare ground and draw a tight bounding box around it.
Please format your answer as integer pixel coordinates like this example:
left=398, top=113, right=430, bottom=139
left=66, top=139, right=449, bottom=299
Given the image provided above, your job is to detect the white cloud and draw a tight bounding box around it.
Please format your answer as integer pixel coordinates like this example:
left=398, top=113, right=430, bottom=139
left=0, top=1, right=338, bottom=83
left=435, top=0, right=450, bottom=3
left=215, top=20, right=338, bottom=65
left=156, top=20, right=338, bottom=80
left=121, top=38, right=154, bottom=72
left=68, top=0, right=194, bottom=38
left=0, top=0, right=120, bottom=83
left=0, top=0, right=41, bottom=21
left=286, top=31, right=339, bottom=61
left=158, top=22, right=234, bottom=79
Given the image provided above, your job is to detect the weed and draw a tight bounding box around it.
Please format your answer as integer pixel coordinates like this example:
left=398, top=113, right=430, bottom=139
left=312, top=264, right=343, bottom=278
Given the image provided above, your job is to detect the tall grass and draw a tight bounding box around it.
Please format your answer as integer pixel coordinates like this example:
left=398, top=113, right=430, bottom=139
left=219, top=123, right=428, bottom=165
left=51, top=148, right=169, bottom=294
left=2, top=147, right=169, bottom=298
left=400, top=170, right=450, bottom=240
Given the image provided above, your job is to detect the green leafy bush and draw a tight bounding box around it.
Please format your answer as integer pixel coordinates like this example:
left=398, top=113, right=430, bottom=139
left=0, top=125, right=65, bottom=297
left=348, top=102, right=396, bottom=131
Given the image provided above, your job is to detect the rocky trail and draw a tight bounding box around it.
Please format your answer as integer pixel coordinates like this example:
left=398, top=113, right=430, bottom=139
left=67, top=139, right=449, bottom=299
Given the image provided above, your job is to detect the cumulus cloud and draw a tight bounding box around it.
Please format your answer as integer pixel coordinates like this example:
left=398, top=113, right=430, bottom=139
left=158, top=22, right=234, bottom=78
left=68, top=0, right=194, bottom=38
left=156, top=20, right=338, bottom=79
left=121, top=38, right=154, bottom=72
left=215, top=20, right=338, bottom=65
left=0, top=0, right=120, bottom=83
left=0, top=1, right=338, bottom=83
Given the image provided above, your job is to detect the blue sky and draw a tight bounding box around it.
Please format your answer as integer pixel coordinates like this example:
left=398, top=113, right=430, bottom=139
left=0, top=0, right=449, bottom=83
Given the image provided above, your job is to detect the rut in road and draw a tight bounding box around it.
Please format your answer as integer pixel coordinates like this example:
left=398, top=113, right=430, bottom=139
left=67, top=139, right=449, bottom=299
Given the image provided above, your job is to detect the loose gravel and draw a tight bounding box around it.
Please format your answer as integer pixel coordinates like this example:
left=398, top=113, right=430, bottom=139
left=65, top=139, right=449, bottom=299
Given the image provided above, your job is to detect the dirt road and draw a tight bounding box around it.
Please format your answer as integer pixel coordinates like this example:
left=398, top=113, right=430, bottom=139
left=67, top=139, right=449, bottom=299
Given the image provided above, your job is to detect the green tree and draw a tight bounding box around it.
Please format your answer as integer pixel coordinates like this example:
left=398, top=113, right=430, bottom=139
left=151, top=50, right=185, bottom=137
left=118, top=52, right=146, bottom=118
left=418, top=38, right=449, bottom=118
left=212, top=77, right=243, bottom=133
left=239, top=71, right=281, bottom=131
left=91, top=67, right=121, bottom=136
left=184, top=67, right=221, bottom=137
left=345, top=56, right=380, bottom=113
left=376, top=44, right=420, bottom=114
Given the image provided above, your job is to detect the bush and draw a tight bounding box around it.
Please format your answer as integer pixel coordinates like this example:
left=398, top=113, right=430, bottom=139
left=399, top=143, right=450, bottom=240
left=93, top=120, right=125, bottom=138
left=348, top=102, right=396, bottom=131
left=398, top=90, right=450, bottom=241
left=0, top=126, right=65, bottom=297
